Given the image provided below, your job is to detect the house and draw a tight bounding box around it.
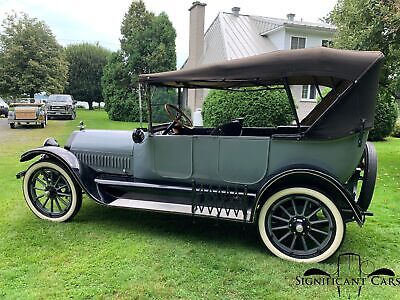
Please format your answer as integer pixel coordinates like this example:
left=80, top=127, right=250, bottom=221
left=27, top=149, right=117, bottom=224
left=184, top=2, right=336, bottom=120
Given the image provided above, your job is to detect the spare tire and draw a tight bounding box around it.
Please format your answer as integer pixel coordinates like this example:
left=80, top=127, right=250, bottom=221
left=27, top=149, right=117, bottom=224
left=357, top=142, right=377, bottom=211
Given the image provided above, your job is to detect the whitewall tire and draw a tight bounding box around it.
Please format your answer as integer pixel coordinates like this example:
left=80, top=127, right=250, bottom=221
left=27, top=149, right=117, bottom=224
left=23, top=160, right=82, bottom=222
left=258, top=187, right=345, bottom=263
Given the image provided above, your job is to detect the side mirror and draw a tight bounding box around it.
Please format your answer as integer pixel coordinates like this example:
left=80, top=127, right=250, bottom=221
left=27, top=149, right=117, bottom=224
left=132, top=128, right=145, bottom=144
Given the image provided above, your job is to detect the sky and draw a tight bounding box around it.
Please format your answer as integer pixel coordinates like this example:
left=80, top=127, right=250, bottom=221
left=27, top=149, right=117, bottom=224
left=0, top=0, right=338, bottom=67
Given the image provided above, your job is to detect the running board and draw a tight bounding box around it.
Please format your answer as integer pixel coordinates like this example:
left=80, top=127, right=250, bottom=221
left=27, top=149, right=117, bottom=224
left=95, top=178, right=256, bottom=197
left=108, top=198, right=252, bottom=222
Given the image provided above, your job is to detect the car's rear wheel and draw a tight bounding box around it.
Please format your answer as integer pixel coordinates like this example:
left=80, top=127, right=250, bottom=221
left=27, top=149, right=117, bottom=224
left=23, top=160, right=82, bottom=222
left=10, top=123, right=15, bottom=129
left=258, top=187, right=345, bottom=263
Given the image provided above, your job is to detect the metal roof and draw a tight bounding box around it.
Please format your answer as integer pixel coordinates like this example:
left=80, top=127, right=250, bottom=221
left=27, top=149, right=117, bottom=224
left=200, top=12, right=336, bottom=66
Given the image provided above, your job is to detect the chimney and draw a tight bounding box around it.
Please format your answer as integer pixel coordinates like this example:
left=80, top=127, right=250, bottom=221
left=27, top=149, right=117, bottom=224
left=286, top=13, right=295, bottom=21
left=188, top=1, right=206, bottom=68
left=232, top=7, right=240, bottom=17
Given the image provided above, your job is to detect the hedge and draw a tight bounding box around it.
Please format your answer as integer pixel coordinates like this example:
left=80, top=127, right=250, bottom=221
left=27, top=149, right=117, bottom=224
left=368, top=90, right=398, bottom=141
left=202, top=88, right=293, bottom=127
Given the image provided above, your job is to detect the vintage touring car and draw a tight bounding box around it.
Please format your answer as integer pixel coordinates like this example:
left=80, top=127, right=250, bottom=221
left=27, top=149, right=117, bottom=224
left=8, top=100, right=47, bottom=128
left=18, top=48, right=383, bottom=263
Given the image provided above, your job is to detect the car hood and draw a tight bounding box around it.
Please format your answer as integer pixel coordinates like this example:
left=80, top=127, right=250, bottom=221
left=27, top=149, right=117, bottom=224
left=66, top=130, right=133, bottom=155
left=47, top=102, right=71, bottom=106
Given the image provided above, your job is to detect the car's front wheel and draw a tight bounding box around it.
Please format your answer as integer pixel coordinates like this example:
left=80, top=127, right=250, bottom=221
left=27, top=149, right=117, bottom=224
left=258, top=187, right=344, bottom=263
left=23, top=160, right=82, bottom=222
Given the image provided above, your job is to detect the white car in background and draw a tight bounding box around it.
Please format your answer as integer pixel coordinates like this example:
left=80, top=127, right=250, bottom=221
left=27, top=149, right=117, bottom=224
left=0, top=99, right=9, bottom=117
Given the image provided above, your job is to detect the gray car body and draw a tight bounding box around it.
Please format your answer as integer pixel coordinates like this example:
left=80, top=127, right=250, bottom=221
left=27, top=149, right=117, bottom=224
left=66, top=129, right=364, bottom=188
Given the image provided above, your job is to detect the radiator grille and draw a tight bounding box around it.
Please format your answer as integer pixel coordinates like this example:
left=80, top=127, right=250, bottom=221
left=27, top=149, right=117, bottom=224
left=73, top=151, right=131, bottom=173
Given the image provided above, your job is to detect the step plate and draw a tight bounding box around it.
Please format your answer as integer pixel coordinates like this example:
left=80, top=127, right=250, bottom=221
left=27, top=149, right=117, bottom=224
left=108, top=198, right=251, bottom=222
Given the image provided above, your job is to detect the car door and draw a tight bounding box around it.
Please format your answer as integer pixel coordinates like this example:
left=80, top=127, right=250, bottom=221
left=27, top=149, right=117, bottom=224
left=150, top=135, right=193, bottom=179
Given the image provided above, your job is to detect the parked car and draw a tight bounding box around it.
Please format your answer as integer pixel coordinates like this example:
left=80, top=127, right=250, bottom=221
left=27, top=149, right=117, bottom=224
left=0, top=98, right=9, bottom=117
left=46, top=94, right=76, bottom=119
left=8, top=99, right=47, bottom=128
left=17, top=48, right=383, bottom=263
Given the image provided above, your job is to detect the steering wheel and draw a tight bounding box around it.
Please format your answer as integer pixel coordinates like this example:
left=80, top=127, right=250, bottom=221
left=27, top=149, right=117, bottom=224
left=162, top=103, right=193, bottom=135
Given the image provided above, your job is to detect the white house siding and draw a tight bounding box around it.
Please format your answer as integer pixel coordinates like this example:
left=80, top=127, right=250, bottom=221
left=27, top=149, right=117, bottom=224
left=266, top=28, right=286, bottom=49
left=284, top=27, right=334, bottom=49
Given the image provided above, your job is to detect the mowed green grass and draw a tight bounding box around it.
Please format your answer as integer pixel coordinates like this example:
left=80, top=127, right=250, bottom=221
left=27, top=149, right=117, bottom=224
left=0, top=110, right=399, bottom=299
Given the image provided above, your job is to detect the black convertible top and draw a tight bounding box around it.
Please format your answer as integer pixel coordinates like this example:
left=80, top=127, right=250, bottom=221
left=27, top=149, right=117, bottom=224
left=139, top=48, right=384, bottom=88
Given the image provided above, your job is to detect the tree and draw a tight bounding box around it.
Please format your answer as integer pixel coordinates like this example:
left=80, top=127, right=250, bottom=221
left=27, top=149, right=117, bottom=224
left=0, top=12, right=68, bottom=98
left=102, top=0, right=176, bottom=122
left=328, top=0, right=400, bottom=139
left=65, top=43, right=111, bottom=110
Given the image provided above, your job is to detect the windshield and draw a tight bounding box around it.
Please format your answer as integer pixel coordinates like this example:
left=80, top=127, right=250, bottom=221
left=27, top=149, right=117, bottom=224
left=48, top=95, right=72, bottom=102
left=0, top=99, right=7, bottom=106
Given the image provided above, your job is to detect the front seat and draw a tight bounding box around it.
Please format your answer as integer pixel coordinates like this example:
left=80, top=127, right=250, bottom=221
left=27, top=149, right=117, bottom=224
left=210, top=119, right=243, bottom=136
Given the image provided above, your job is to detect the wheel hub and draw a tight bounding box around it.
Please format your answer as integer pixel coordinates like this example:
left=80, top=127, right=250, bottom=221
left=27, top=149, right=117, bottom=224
left=289, top=217, right=310, bottom=235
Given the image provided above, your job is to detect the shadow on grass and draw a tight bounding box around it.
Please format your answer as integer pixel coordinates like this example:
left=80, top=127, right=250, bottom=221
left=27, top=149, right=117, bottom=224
left=76, top=201, right=264, bottom=253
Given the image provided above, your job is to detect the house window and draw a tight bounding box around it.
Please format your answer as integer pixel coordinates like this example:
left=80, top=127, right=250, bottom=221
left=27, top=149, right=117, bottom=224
left=322, top=39, right=333, bottom=48
left=291, top=36, right=306, bottom=49
left=302, top=85, right=317, bottom=100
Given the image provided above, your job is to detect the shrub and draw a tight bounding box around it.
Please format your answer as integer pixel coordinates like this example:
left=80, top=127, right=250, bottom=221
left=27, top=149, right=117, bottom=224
left=392, top=119, right=400, bottom=138
left=202, top=88, right=293, bottom=127
left=106, top=95, right=147, bottom=122
left=368, top=90, right=398, bottom=141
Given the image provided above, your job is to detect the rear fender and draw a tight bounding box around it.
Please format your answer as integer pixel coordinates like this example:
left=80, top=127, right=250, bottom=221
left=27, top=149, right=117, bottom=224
left=253, top=168, right=363, bottom=225
left=19, top=146, right=102, bottom=203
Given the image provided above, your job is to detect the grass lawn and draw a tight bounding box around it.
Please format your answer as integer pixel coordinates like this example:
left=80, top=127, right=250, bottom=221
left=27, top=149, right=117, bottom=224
left=0, top=109, right=399, bottom=299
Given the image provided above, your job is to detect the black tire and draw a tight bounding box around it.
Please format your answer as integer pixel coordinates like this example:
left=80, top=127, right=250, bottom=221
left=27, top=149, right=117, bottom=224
left=23, top=160, right=82, bottom=222
left=258, top=187, right=345, bottom=263
left=71, top=112, right=76, bottom=120
left=10, top=123, right=15, bottom=129
left=357, top=142, right=377, bottom=211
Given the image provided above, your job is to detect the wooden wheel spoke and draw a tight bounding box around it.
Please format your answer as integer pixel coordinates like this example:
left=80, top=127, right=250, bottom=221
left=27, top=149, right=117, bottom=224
left=278, top=231, right=292, bottom=242
left=301, top=235, right=308, bottom=251
left=301, top=199, right=309, bottom=216
left=271, top=225, right=289, bottom=231
left=310, top=219, right=329, bottom=225
left=308, top=232, right=322, bottom=246
left=57, top=192, right=71, bottom=198
left=57, top=196, right=69, bottom=206
left=290, top=235, right=297, bottom=250
left=54, top=197, right=62, bottom=211
left=291, top=198, right=298, bottom=215
left=272, top=215, right=290, bottom=222
left=310, top=227, right=329, bottom=235
left=279, top=205, right=293, bottom=218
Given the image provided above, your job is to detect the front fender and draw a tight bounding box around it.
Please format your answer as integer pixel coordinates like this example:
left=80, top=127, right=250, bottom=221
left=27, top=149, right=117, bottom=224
left=19, top=146, right=102, bottom=203
left=20, top=146, right=80, bottom=169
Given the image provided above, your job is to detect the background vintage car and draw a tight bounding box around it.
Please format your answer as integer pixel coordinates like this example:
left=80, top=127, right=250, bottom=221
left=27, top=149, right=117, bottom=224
left=46, top=94, right=76, bottom=119
left=18, top=48, right=383, bottom=263
left=0, top=98, right=9, bottom=117
left=8, top=100, right=47, bottom=128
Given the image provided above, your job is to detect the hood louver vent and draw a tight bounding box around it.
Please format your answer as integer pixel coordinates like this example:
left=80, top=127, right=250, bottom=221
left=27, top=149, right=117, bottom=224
left=73, top=151, right=132, bottom=175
